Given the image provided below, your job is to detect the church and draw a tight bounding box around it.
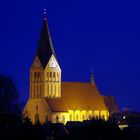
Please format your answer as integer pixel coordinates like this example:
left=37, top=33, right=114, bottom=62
left=23, top=16, right=118, bottom=124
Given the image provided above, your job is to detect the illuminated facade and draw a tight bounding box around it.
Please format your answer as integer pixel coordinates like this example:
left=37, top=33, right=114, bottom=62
left=23, top=17, right=118, bottom=124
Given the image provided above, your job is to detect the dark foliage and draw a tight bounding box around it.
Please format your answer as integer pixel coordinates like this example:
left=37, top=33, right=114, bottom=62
left=0, top=116, right=140, bottom=140
left=0, top=75, right=22, bottom=115
left=66, top=119, right=121, bottom=140
left=0, top=75, right=140, bottom=140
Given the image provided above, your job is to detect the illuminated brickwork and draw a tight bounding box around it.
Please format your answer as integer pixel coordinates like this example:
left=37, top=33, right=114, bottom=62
left=23, top=16, right=118, bottom=124
left=44, top=55, right=61, bottom=98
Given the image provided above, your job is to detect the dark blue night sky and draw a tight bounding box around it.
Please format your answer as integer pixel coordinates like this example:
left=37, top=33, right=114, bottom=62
left=0, top=0, right=140, bottom=111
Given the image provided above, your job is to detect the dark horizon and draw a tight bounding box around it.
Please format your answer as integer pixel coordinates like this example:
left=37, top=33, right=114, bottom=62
left=0, top=0, right=140, bottom=111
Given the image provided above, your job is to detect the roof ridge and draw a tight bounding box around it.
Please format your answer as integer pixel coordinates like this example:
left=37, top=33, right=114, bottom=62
left=62, top=81, right=92, bottom=84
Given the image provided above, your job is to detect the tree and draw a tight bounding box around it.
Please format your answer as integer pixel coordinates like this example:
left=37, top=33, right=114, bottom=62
left=0, top=75, right=22, bottom=114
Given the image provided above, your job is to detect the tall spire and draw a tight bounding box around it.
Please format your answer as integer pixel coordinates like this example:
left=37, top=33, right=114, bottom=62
left=90, top=68, right=94, bottom=84
left=36, top=12, right=56, bottom=68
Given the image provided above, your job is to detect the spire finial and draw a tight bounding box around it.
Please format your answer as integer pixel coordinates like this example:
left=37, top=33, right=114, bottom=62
left=90, top=68, right=94, bottom=84
left=44, top=8, right=46, bottom=15
left=43, top=9, right=47, bottom=20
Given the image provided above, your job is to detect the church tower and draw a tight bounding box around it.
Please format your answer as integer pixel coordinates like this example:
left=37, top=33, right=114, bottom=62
left=30, top=17, right=61, bottom=99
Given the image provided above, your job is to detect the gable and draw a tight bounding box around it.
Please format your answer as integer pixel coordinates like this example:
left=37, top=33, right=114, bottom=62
left=45, top=54, right=61, bottom=70
left=31, top=55, right=43, bottom=69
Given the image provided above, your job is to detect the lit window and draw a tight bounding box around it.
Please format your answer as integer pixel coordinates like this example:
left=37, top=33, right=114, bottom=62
left=123, top=116, right=126, bottom=119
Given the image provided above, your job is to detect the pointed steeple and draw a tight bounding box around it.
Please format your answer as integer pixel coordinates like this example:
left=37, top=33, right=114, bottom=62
left=36, top=16, right=55, bottom=68
left=90, top=69, right=95, bottom=84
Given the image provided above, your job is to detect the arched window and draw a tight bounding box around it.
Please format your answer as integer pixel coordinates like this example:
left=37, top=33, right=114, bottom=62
left=35, top=113, right=40, bottom=124
left=49, top=72, right=52, bottom=82
left=34, top=72, right=37, bottom=78
left=55, top=115, right=59, bottom=123
left=53, top=72, right=55, bottom=78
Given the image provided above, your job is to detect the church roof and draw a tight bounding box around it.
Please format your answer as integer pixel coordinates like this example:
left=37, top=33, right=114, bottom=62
left=36, top=17, right=55, bottom=68
left=61, top=82, right=107, bottom=110
left=46, top=98, right=68, bottom=112
left=46, top=82, right=108, bottom=112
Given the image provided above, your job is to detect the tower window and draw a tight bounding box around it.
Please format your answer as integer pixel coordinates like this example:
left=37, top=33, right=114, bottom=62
left=53, top=72, right=55, bottom=82
left=50, top=72, right=52, bottom=77
left=34, top=72, right=40, bottom=78
left=55, top=115, right=59, bottom=123
left=35, top=72, right=37, bottom=78
left=53, top=72, right=55, bottom=78
left=36, top=105, right=38, bottom=111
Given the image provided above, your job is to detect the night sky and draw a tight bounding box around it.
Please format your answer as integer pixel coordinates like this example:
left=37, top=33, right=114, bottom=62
left=0, top=0, right=140, bottom=111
